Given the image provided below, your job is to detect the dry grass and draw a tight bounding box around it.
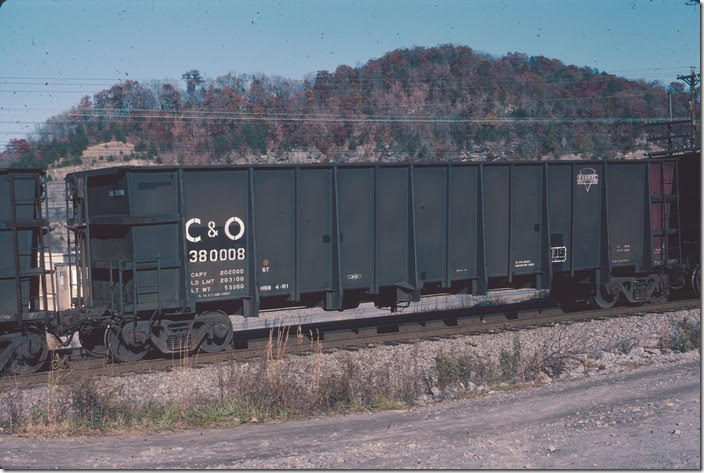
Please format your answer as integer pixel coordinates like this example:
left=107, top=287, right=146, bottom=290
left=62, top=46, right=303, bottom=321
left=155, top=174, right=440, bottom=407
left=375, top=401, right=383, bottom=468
left=1, top=314, right=696, bottom=437
left=670, top=317, right=700, bottom=352
left=0, top=327, right=424, bottom=436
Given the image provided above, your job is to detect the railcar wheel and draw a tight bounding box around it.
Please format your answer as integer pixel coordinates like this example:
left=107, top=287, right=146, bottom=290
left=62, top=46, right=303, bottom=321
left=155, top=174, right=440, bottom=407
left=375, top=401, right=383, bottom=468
left=7, top=329, right=48, bottom=376
left=592, top=283, right=619, bottom=309
left=106, top=320, right=150, bottom=363
left=198, top=311, right=233, bottom=353
left=78, top=323, right=108, bottom=357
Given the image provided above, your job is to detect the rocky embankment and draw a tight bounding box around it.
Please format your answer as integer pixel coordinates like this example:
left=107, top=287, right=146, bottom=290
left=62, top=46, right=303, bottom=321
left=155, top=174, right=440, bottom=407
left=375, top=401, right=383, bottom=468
left=0, top=307, right=699, bottom=434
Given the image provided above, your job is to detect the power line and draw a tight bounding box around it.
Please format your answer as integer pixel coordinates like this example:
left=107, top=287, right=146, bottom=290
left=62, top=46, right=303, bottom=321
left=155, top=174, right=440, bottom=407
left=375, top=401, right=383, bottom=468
left=0, top=91, right=670, bottom=109
left=0, top=73, right=688, bottom=94
left=0, top=113, right=679, bottom=125
left=0, top=65, right=690, bottom=82
left=0, top=86, right=685, bottom=119
left=0, top=69, right=694, bottom=94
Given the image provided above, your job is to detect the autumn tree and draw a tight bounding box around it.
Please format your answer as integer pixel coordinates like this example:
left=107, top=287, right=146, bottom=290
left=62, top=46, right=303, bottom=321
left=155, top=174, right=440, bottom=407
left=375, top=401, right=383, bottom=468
left=159, top=83, right=182, bottom=111
left=4, top=45, right=693, bottom=167
left=182, top=69, right=204, bottom=104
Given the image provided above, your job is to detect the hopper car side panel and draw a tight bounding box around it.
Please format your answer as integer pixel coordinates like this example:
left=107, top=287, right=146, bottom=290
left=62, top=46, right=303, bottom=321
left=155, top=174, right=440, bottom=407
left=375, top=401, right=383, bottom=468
left=570, top=163, right=603, bottom=272
left=413, top=166, right=447, bottom=285
left=607, top=163, right=648, bottom=270
left=296, top=168, right=333, bottom=294
left=483, top=166, right=510, bottom=278
left=184, top=169, right=249, bottom=305
left=338, top=168, right=373, bottom=290
left=547, top=165, right=572, bottom=274
left=375, top=167, right=411, bottom=288
left=253, top=169, right=295, bottom=298
left=510, top=165, right=543, bottom=279
left=447, top=166, right=478, bottom=287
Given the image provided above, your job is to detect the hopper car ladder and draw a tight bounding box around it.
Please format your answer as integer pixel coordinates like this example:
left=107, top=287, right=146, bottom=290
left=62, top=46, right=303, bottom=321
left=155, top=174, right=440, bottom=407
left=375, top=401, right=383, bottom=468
left=102, top=256, right=163, bottom=319
left=649, top=161, right=682, bottom=268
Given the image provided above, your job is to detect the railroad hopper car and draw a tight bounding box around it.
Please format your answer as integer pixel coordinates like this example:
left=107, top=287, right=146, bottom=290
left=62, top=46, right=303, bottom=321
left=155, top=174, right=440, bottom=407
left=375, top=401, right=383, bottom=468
left=0, top=168, right=52, bottom=374
left=60, top=156, right=698, bottom=363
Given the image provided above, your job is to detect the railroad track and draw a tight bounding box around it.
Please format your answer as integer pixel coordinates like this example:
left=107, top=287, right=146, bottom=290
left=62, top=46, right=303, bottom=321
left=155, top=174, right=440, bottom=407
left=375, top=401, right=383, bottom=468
left=0, top=297, right=698, bottom=390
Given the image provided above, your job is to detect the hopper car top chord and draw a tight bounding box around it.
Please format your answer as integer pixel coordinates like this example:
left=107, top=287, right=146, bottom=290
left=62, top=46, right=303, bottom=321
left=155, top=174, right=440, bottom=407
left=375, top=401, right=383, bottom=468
left=0, top=151, right=700, bottom=375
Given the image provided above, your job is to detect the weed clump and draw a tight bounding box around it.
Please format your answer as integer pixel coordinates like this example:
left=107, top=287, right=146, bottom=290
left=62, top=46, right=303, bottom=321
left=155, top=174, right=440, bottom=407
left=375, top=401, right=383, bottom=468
left=671, top=318, right=700, bottom=352
left=499, top=334, right=523, bottom=382
left=434, top=350, right=495, bottom=390
left=69, top=378, right=130, bottom=430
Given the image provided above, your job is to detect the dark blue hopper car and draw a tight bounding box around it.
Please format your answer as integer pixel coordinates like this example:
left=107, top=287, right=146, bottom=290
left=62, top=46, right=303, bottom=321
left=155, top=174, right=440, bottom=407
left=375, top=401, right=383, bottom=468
left=0, top=154, right=699, bottom=373
left=57, top=154, right=698, bottom=363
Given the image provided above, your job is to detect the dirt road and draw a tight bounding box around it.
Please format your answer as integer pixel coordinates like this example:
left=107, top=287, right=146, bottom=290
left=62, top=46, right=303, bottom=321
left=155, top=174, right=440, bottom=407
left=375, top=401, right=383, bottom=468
left=1, top=359, right=699, bottom=469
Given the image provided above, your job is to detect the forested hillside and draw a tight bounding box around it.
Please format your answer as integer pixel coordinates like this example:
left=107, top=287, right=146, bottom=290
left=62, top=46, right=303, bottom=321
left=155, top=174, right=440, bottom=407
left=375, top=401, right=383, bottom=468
left=2, top=45, right=690, bottom=167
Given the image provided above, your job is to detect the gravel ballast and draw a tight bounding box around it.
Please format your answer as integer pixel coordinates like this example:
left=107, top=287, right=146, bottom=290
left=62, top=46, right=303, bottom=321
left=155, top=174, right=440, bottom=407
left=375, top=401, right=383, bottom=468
left=0, top=307, right=699, bottom=430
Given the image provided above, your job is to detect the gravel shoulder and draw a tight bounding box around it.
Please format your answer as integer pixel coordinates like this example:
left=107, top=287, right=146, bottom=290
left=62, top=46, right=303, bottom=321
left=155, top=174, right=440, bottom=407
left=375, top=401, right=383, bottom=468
left=1, top=356, right=700, bottom=469
left=3, top=308, right=700, bottom=420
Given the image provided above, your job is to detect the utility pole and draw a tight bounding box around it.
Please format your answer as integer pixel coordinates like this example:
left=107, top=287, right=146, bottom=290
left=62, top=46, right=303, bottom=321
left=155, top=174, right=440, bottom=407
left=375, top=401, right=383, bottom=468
left=676, top=67, right=700, bottom=149
left=668, top=91, right=673, bottom=152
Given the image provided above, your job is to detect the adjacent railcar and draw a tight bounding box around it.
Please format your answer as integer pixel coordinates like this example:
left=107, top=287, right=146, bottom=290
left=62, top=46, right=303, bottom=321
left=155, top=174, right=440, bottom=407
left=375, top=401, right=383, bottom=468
left=0, top=168, right=51, bottom=374
left=550, top=155, right=698, bottom=307
left=64, top=156, right=698, bottom=362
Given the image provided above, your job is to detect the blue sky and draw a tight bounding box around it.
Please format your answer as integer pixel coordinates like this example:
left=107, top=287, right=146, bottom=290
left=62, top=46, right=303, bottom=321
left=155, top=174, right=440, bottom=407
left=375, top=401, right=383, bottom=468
left=0, top=0, right=699, bottom=146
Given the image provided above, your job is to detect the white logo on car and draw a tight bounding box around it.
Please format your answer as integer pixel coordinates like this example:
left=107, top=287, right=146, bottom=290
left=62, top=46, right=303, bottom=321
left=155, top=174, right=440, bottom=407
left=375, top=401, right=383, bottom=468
left=577, top=168, right=598, bottom=192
